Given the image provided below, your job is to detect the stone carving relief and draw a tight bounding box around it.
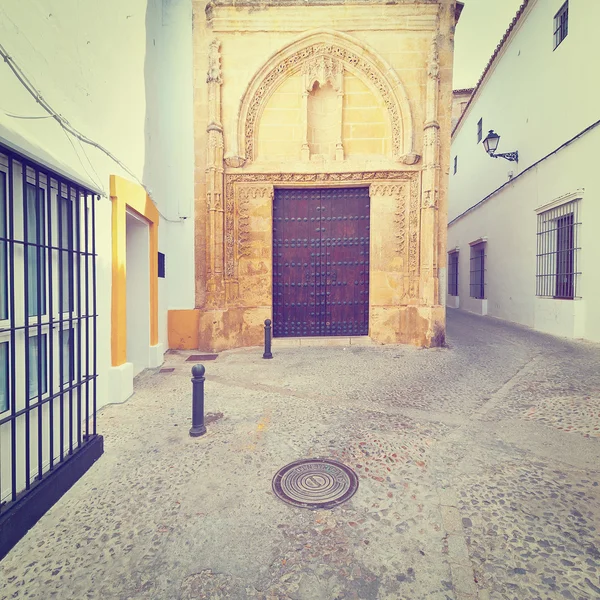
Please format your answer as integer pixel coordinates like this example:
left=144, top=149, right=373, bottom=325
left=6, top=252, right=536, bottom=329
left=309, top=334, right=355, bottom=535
left=395, top=186, right=408, bottom=257
left=207, top=39, right=222, bottom=84
left=237, top=186, right=272, bottom=260
left=303, top=55, right=343, bottom=92
left=224, top=154, right=246, bottom=168
left=224, top=171, right=417, bottom=282
left=427, top=35, right=440, bottom=81
left=370, top=184, right=407, bottom=257
left=242, top=43, right=409, bottom=162
left=408, top=176, right=420, bottom=275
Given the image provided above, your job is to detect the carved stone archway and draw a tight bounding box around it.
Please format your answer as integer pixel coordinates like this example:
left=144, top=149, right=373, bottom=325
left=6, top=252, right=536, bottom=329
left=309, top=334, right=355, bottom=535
left=232, top=29, right=418, bottom=165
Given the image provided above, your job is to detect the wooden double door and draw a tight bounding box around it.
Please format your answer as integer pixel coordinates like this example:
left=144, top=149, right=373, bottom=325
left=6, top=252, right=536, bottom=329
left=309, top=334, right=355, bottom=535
left=272, top=187, right=370, bottom=337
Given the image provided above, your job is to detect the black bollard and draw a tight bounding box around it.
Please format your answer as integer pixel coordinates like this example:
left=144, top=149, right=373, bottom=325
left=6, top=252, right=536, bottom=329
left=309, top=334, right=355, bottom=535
left=189, top=364, right=207, bottom=437
left=263, top=319, right=273, bottom=359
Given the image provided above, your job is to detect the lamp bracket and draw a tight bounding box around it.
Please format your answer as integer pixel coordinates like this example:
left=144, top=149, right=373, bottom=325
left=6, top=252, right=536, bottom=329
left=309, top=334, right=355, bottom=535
left=490, top=151, right=518, bottom=163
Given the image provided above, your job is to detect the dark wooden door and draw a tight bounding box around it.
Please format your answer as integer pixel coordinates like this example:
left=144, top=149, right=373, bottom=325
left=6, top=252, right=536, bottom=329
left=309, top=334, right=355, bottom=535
left=273, top=187, right=370, bottom=337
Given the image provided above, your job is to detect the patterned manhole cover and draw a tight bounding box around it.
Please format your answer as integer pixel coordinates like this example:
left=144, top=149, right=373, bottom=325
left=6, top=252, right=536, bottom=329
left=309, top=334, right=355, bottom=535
left=272, top=458, right=359, bottom=510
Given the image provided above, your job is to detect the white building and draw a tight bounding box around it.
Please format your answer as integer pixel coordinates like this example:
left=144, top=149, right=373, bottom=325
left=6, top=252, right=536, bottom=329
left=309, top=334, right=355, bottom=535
left=447, top=0, right=600, bottom=343
left=0, top=0, right=195, bottom=558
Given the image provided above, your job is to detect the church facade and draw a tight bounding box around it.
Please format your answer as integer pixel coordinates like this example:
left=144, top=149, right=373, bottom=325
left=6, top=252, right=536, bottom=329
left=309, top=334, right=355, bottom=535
left=191, top=0, right=458, bottom=351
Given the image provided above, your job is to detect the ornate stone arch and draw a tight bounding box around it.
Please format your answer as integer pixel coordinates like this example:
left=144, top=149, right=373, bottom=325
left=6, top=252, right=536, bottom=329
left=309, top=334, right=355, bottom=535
left=232, top=29, right=418, bottom=165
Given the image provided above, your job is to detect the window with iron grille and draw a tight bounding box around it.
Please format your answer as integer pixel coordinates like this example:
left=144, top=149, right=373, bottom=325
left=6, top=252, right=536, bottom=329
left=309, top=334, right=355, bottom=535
left=448, top=251, right=459, bottom=296
left=470, top=242, right=486, bottom=299
left=477, top=118, right=483, bottom=143
left=536, top=200, right=580, bottom=299
left=0, top=142, right=99, bottom=522
left=554, top=1, right=568, bottom=49
left=453, top=155, right=458, bottom=174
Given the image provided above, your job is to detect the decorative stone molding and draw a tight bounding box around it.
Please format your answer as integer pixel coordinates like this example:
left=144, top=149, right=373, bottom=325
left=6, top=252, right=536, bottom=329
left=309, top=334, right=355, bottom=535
left=205, top=2, right=439, bottom=33
left=303, top=55, right=343, bottom=93
left=205, top=38, right=225, bottom=305
left=237, top=185, right=273, bottom=260
left=399, top=152, right=421, bottom=165
left=418, top=30, right=441, bottom=304
left=207, top=39, right=222, bottom=84
left=408, top=175, right=420, bottom=273
left=235, top=30, right=415, bottom=164
left=427, top=35, right=440, bottom=81
left=224, top=153, right=246, bottom=168
left=370, top=184, right=403, bottom=197
left=370, top=184, right=408, bottom=257
left=224, top=171, right=417, bottom=282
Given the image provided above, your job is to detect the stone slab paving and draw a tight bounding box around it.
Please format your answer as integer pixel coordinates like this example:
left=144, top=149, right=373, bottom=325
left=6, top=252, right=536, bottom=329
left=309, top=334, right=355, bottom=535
left=1, top=309, right=599, bottom=600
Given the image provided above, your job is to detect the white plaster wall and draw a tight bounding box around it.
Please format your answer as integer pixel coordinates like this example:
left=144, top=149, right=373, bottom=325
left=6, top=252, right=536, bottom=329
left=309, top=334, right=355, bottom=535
left=448, top=125, right=600, bottom=342
left=449, top=0, right=600, bottom=222
left=126, top=213, right=151, bottom=376
left=0, top=0, right=195, bottom=410
left=145, top=0, right=196, bottom=311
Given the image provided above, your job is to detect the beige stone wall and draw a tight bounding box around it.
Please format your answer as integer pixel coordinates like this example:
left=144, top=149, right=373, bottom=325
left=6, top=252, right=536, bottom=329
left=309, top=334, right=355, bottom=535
left=193, top=0, right=457, bottom=351
left=451, top=89, right=472, bottom=131
left=258, top=75, right=304, bottom=161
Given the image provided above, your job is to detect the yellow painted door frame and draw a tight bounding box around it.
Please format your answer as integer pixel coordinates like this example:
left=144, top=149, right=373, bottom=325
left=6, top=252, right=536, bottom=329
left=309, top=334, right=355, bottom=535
left=110, top=175, right=159, bottom=367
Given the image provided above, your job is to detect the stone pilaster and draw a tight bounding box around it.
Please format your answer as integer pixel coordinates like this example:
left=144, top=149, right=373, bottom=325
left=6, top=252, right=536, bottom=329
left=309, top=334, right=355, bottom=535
left=205, top=39, right=225, bottom=308
left=420, top=32, right=441, bottom=308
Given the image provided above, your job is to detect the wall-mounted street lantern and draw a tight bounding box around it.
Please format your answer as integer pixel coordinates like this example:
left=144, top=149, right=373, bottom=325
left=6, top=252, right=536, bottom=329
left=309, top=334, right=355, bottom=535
left=482, top=130, right=518, bottom=162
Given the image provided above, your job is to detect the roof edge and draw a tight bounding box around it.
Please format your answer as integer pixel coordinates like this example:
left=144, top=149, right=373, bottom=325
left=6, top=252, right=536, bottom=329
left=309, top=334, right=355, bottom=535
left=452, top=0, right=531, bottom=139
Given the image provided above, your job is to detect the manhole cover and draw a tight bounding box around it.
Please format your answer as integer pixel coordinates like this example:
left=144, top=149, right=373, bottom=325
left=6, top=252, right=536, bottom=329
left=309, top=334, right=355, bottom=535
left=272, top=458, right=359, bottom=510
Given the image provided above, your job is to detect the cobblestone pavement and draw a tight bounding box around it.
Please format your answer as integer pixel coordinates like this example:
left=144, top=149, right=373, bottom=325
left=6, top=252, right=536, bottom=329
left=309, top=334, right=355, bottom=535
left=1, top=309, right=599, bottom=600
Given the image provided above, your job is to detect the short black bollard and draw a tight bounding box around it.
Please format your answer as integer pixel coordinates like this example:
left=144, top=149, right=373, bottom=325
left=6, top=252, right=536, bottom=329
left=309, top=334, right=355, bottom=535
left=263, top=319, right=273, bottom=359
left=189, top=364, right=207, bottom=437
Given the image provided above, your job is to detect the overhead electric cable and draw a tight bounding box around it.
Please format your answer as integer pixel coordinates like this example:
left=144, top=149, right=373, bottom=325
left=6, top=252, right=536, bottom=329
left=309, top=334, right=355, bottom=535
left=0, top=42, right=184, bottom=222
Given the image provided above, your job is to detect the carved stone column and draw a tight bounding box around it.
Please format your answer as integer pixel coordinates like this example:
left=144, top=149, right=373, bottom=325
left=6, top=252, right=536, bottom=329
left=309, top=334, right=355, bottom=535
left=205, top=39, right=225, bottom=308
left=419, top=34, right=441, bottom=307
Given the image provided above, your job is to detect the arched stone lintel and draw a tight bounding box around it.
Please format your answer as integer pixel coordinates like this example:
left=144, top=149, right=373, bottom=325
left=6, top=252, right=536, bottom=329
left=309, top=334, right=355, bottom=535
left=233, top=29, right=417, bottom=165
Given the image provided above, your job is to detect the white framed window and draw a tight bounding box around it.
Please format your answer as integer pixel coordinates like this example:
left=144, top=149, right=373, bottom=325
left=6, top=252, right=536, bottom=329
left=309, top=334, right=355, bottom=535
left=25, top=182, right=47, bottom=318
left=27, top=333, right=48, bottom=400
left=0, top=340, right=8, bottom=413
left=60, top=327, right=75, bottom=385
left=58, top=193, right=75, bottom=314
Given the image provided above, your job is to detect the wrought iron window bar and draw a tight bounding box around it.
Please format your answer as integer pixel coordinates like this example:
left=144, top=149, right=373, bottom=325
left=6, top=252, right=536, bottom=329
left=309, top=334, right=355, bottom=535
left=448, top=251, right=459, bottom=296
left=469, top=243, right=486, bottom=299
left=536, top=199, right=581, bottom=299
left=0, top=142, right=99, bottom=521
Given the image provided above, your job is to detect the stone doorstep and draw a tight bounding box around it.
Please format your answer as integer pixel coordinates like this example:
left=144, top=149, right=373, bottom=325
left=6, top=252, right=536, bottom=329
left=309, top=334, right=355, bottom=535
left=272, top=336, right=374, bottom=347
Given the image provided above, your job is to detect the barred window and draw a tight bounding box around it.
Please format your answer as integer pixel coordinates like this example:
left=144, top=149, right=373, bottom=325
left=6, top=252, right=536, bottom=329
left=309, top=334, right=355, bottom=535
left=554, top=1, right=568, bottom=50
left=536, top=200, right=580, bottom=299
left=448, top=251, right=459, bottom=296
left=470, top=242, right=486, bottom=299
left=477, top=118, right=483, bottom=143
left=0, top=142, right=99, bottom=520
